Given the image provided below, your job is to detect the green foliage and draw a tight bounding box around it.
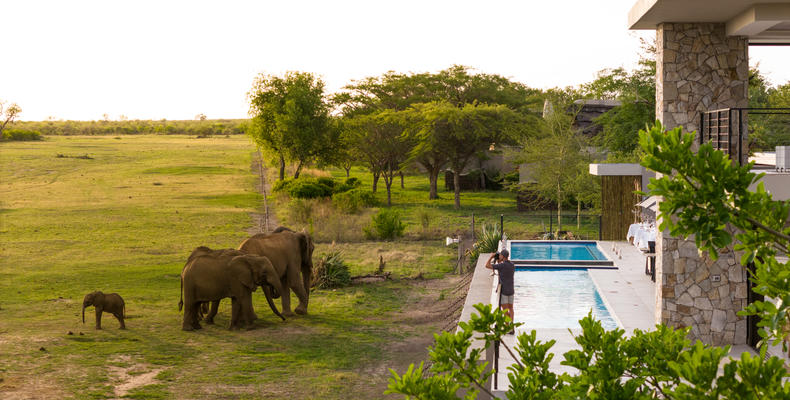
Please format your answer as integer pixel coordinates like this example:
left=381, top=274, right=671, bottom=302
left=332, top=188, right=377, bottom=214
left=273, top=176, right=334, bottom=199
left=388, top=305, right=790, bottom=399
left=466, top=223, right=503, bottom=269
left=247, top=71, right=335, bottom=179
left=747, top=70, right=790, bottom=151
left=312, top=250, right=352, bottom=289
left=331, top=176, right=363, bottom=194
left=365, top=208, right=406, bottom=240
left=1, top=128, right=42, bottom=141
left=640, top=122, right=790, bottom=348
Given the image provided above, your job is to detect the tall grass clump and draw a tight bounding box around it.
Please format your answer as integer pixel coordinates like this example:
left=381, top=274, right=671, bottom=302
left=312, top=250, right=351, bottom=289
left=332, top=189, right=377, bottom=214
left=364, top=208, right=406, bottom=240
left=467, top=222, right=504, bottom=268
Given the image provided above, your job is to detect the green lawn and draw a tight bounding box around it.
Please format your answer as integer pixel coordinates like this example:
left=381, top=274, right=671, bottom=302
left=0, top=135, right=454, bottom=399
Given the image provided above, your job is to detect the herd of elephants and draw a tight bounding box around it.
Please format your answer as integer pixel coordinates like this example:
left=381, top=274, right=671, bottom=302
left=81, top=227, right=314, bottom=331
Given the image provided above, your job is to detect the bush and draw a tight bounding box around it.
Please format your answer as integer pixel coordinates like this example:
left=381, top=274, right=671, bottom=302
left=365, top=208, right=406, bottom=240
left=289, top=198, right=315, bottom=224
left=332, top=177, right=362, bottom=194
left=316, top=177, right=336, bottom=189
left=274, top=177, right=333, bottom=199
left=312, top=250, right=351, bottom=289
left=332, top=189, right=378, bottom=213
left=1, top=128, right=42, bottom=142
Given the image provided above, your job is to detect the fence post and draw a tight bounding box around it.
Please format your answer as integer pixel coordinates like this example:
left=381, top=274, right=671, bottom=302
left=471, top=213, right=476, bottom=241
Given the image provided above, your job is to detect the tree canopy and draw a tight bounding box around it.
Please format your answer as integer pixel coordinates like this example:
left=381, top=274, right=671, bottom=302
left=247, top=71, right=333, bottom=180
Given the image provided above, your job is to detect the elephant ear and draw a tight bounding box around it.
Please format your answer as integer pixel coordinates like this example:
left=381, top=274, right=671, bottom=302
left=229, top=256, right=257, bottom=291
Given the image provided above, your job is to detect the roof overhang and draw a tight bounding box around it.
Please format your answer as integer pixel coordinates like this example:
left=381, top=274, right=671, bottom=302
left=629, top=0, right=790, bottom=44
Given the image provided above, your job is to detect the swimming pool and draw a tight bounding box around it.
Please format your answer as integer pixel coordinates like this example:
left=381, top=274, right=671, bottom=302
left=513, top=268, right=618, bottom=330
left=508, top=241, right=613, bottom=267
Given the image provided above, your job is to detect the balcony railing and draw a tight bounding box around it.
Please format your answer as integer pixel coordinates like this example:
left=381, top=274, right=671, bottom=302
left=699, top=108, right=790, bottom=165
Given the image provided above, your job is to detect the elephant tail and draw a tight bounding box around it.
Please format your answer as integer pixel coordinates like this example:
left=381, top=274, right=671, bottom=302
left=178, top=275, right=184, bottom=312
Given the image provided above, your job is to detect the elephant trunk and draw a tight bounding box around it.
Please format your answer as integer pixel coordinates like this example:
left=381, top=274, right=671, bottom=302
left=82, top=303, right=86, bottom=323
left=262, top=285, right=286, bottom=321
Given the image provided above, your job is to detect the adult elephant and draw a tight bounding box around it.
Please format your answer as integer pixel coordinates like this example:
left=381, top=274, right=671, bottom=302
left=179, top=247, right=285, bottom=331
left=237, top=227, right=314, bottom=316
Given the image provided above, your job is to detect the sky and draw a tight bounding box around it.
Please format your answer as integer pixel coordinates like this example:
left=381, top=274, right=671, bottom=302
left=3, top=0, right=789, bottom=122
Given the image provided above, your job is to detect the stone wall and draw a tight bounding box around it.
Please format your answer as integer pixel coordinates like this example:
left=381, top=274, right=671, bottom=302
left=655, top=22, right=749, bottom=346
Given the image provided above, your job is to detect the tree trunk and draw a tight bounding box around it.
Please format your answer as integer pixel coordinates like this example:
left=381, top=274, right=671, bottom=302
left=293, top=160, right=303, bottom=179
left=344, top=167, right=351, bottom=177
left=372, top=171, right=380, bottom=193
left=428, top=169, right=439, bottom=200
left=385, top=174, right=393, bottom=207
left=557, top=182, right=562, bottom=232
left=400, top=171, right=404, bottom=189
left=278, top=153, right=286, bottom=181
left=577, top=200, right=581, bottom=231
left=453, top=170, right=461, bottom=210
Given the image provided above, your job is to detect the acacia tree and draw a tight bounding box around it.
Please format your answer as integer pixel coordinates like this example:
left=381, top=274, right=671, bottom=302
left=247, top=72, right=331, bottom=180
left=388, top=122, right=790, bottom=399
left=0, top=100, right=21, bottom=136
left=342, top=110, right=413, bottom=206
left=411, top=101, right=523, bottom=209
left=336, top=66, right=543, bottom=200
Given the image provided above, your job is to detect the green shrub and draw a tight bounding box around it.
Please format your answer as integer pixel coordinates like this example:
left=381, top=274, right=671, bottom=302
left=364, top=208, right=405, bottom=240
left=332, top=177, right=362, bottom=194
left=316, top=177, right=336, bottom=189
left=332, top=189, right=378, bottom=213
left=312, top=250, right=351, bottom=289
left=1, top=129, right=43, bottom=142
left=274, top=177, right=333, bottom=199
left=272, top=177, right=295, bottom=193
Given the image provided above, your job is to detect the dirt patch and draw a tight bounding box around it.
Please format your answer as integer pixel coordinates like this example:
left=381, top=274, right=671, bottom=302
left=350, top=274, right=472, bottom=399
left=107, top=355, right=165, bottom=399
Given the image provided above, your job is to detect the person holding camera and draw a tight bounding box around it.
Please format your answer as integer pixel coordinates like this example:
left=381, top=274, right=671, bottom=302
left=485, top=249, right=515, bottom=333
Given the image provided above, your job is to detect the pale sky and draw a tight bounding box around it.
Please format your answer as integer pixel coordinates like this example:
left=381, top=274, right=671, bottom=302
left=3, top=0, right=789, bottom=121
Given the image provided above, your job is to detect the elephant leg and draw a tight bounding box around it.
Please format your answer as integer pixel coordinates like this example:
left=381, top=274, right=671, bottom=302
left=182, top=302, right=195, bottom=331
left=229, top=298, right=240, bottom=330
left=280, top=282, right=295, bottom=317
left=114, top=312, right=126, bottom=329
left=287, top=267, right=309, bottom=315
left=95, top=307, right=103, bottom=330
left=204, top=300, right=219, bottom=325
left=240, top=292, right=256, bottom=330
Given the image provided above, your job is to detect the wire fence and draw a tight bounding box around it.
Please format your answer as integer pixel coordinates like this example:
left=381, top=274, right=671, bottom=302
left=499, top=212, right=602, bottom=240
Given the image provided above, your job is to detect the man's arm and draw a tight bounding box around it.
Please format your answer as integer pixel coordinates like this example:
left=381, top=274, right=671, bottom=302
left=485, top=253, right=496, bottom=270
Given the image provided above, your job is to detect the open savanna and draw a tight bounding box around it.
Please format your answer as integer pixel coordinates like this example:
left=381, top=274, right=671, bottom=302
left=0, top=135, right=459, bottom=399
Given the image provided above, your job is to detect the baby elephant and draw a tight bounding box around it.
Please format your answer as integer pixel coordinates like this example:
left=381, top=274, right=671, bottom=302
left=82, top=291, right=126, bottom=329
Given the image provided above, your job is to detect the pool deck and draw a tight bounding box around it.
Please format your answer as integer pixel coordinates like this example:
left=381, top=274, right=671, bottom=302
left=493, top=241, right=656, bottom=385
left=462, top=241, right=759, bottom=398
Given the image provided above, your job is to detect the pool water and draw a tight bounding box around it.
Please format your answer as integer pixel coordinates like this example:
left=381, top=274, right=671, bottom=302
left=513, top=268, right=618, bottom=330
left=510, top=242, right=606, bottom=261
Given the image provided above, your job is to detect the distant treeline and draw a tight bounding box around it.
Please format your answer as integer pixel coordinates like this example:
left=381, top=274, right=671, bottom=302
left=10, top=119, right=249, bottom=136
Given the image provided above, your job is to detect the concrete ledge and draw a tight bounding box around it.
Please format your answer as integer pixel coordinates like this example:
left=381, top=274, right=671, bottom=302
left=589, top=163, right=643, bottom=176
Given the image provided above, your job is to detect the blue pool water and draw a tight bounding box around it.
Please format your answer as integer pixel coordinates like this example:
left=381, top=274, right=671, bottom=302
left=513, top=268, right=618, bottom=330
left=510, top=241, right=606, bottom=261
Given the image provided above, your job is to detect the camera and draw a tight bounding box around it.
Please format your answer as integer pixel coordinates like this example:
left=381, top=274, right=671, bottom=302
left=494, top=252, right=501, bottom=258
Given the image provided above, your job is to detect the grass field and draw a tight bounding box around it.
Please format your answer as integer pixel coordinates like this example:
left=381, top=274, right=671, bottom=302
left=0, top=135, right=458, bottom=399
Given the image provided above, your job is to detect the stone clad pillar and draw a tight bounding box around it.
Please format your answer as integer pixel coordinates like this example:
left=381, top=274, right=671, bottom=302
left=655, top=23, right=749, bottom=346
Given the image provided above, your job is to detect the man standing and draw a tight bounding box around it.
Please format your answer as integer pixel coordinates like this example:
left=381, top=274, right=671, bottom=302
left=485, top=249, right=515, bottom=334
